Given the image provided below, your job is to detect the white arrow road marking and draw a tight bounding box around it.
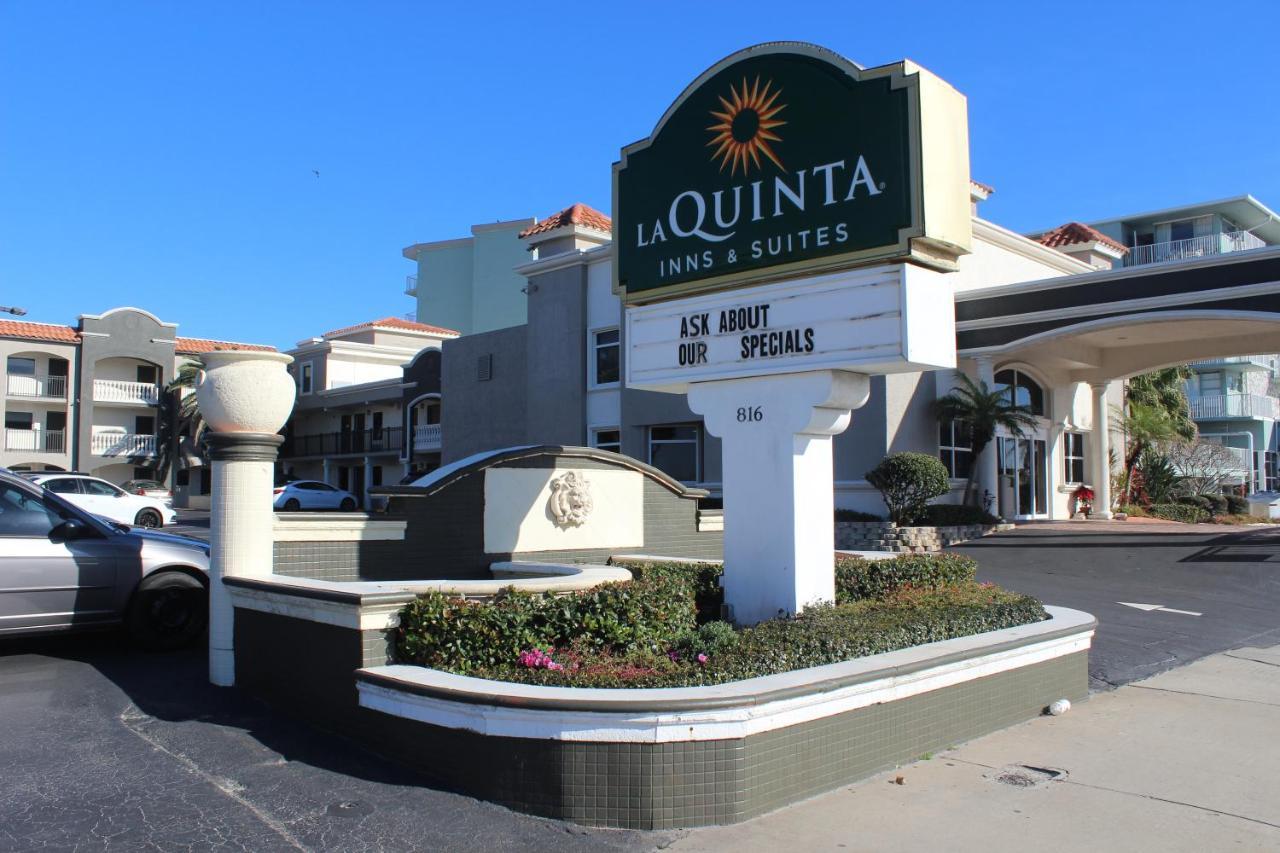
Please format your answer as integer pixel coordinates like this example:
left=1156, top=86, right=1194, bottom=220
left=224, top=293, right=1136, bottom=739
left=1118, top=602, right=1203, bottom=617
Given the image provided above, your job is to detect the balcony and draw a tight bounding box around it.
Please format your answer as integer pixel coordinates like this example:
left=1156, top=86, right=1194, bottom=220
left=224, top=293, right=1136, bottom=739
left=281, top=427, right=404, bottom=458
left=405, top=274, right=418, bottom=297
left=1188, top=393, right=1280, bottom=421
left=413, top=423, right=442, bottom=451
left=1190, top=355, right=1277, bottom=372
left=6, top=374, right=68, bottom=400
left=1122, top=230, right=1266, bottom=267
left=4, top=429, right=66, bottom=454
left=91, top=432, right=157, bottom=457
left=93, top=379, right=160, bottom=406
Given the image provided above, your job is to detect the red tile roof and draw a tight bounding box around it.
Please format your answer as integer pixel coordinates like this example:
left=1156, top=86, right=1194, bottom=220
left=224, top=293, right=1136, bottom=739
left=176, top=337, right=276, bottom=354
left=518, top=203, right=612, bottom=239
left=1034, top=222, right=1128, bottom=253
left=323, top=316, right=459, bottom=338
left=0, top=320, right=79, bottom=344
left=970, top=179, right=995, bottom=195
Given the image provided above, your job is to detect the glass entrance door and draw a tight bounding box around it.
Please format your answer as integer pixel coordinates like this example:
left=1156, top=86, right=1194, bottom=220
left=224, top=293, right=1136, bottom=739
left=998, top=436, right=1048, bottom=518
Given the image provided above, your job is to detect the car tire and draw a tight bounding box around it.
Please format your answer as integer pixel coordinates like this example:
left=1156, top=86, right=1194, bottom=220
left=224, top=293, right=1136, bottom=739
left=135, top=509, right=163, bottom=528
left=339, top=498, right=356, bottom=511
left=283, top=498, right=301, bottom=512
left=126, top=572, right=208, bottom=651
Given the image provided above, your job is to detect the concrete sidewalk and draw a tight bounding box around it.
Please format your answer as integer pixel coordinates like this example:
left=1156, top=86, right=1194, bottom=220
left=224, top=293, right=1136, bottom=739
left=671, top=645, right=1280, bottom=852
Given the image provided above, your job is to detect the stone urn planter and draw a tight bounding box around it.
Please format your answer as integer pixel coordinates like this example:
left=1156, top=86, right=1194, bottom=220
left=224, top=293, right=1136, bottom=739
left=195, top=351, right=295, bottom=434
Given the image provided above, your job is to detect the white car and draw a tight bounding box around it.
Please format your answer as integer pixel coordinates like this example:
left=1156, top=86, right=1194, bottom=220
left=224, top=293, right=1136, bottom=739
left=273, top=480, right=359, bottom=512
left=27, top=473, right=177, bottom=529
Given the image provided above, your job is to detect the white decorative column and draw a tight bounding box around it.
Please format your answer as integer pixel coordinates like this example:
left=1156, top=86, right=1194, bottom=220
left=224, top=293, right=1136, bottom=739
left=196, top=351, right=296, bottom=686
left=688, top=370, right=870, bottom=625
left=974, top=357, right=1001, bottom=513
left=1090, top=382, right=1113, bottom=519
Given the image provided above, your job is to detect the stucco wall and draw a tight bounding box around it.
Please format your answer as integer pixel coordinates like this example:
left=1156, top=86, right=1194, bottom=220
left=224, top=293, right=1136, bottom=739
left=525, top=265, right=587, bottom=447
left=441, top=325, right=528, bottom=462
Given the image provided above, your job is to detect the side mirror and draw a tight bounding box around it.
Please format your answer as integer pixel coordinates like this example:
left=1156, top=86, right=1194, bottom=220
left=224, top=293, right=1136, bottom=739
left=51, top=519, right=88, bottom=541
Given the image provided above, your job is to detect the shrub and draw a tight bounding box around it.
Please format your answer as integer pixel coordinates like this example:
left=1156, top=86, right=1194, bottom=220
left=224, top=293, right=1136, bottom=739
left=467, top=583, right=1047, bottom=688
left=1203, top=494, right=1229, bottom=516
left=917, top=504, right=1000, bottom=526
left=835, top=509, right=883, bottom=522
left=609, top=558, right=724, bottom=623
left=671, top=621, right=739, bottom=660
left=395, top=570, right=699, bottom=673
left=865, top=452, right=951, bottom=525
left=1226, top=494, right=1249, bottom=515
left=1176, top=494, right=1211, bottom=512
left=1147, top=503, right=1209, bottom=524
left=834, top=552, right=978, bottom=602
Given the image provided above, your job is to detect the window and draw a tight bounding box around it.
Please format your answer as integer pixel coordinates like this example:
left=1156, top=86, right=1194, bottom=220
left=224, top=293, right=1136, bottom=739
left=648, top=425, right=700, bottom=482
left=1169, top=219, right=1195, bottom=242
left=994, top=369, right=1045, bottom=417
left=0, top=482, right=61, bottom=537
left=83, top=479, right=124, bottom=497
left=592, top=428, right=621, bottom=454
left=592, top=329, right=620, bottom=386
left=1199, top=371, right=1222, bottom=395
left=938, top=418, right=973, bottom=479
left=136, top=364, right=158, bottom=384
left=1064, top=432, right=1086, bottom=485
left=43, top=478, right=81, bottom=495
left=6, top=357, right=35, bottom=376
left=300, top=363, right=313, bottom=395
left=5, top=411, right=32, bottom=431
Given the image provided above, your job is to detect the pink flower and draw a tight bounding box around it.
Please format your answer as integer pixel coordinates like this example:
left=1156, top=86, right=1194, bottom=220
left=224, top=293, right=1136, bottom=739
left=697, top=653, right=708, bottom=665
left=668, top=650, right=680, bottom=662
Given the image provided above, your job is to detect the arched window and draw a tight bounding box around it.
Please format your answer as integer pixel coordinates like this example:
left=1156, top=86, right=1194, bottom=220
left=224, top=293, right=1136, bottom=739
left=994, top=369, right=1045, bottom=417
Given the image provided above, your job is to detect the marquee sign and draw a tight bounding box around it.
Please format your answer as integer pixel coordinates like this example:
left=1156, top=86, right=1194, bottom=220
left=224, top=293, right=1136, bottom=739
left=614, top=43, right=972, bottom=305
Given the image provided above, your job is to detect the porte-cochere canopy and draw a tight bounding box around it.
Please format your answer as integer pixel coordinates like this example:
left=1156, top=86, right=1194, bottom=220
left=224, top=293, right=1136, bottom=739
left=955, top=246, right=1280, bottom=381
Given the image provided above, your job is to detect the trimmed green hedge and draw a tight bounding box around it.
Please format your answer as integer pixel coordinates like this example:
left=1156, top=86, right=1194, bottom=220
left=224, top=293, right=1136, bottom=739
left=394, top=552, right=1044, bottom=688
left=1148, top=503, right=1210, bottom=523
left=834, top=509, right=883, bottom=522
left=1226, top=494, right=1249, bottom=515
left=835, top=552, right=978, bottom=601
left=918, top=504, right=1000, bottom=526
left=463, top=584, right=1047, bottom=689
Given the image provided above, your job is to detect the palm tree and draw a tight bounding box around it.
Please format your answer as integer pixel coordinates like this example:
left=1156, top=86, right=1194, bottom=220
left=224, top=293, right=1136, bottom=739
left=935, top=373, right=1039, bottom=507
left=154, top=361, right=205, bottom=484
left=1117, top=367, right=1196, bottom=503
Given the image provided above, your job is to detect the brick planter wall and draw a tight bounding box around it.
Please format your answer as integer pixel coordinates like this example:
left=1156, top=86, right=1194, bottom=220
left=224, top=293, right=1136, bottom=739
left=835, top=521, right=1014, bottom=553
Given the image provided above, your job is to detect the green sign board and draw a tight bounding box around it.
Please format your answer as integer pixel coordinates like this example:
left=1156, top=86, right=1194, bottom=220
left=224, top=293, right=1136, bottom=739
left=614, top=43, right=971, bottom=304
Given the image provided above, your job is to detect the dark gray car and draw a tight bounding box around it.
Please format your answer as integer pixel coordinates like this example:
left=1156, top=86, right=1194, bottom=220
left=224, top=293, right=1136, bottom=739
left=0, top=467, right=209, bottom=649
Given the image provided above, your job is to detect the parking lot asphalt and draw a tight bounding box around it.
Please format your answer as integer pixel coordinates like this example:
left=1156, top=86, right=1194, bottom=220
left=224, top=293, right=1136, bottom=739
left=0, top=633, right=669, bottom=852
left=955, top=522, right=1280, bottom=689
left=5, top=522, right=1275, bottom=849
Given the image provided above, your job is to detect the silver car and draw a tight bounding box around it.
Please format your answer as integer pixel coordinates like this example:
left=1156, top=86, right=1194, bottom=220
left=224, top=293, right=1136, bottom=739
left=0, top=467, right=210, bottom=649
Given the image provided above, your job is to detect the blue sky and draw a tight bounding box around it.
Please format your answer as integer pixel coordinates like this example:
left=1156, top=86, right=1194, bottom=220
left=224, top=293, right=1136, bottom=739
left=3, top=2, right=1277, bottom=350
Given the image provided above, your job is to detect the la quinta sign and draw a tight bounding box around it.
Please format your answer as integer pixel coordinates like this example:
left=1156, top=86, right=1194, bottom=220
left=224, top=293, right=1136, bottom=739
left=614, top=43, right=972, bottom=304
left=615, top=44, right=969, bottom=625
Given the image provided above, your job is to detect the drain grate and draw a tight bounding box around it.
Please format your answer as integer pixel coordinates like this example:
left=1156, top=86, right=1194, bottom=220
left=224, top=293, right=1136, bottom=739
left=992, top=764, right=1066, bottom=788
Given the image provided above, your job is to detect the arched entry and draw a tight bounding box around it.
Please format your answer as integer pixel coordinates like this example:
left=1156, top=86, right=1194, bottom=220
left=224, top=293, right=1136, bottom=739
left=993, top=366, right=1051, bottom=519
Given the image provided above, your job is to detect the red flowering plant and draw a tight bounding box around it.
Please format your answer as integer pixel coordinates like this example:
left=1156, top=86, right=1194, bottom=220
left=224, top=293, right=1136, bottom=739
left=1073, top=486, right=1095, bottom=516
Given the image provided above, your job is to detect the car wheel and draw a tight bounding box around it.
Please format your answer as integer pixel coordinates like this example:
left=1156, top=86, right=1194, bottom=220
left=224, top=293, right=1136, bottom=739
left=339, top=498, right=356, bottom=511
left=283, top=498, right=301, bottom=511
left=126, top=572, right=208, bottom=651
left=135, top=509, right=163, bottom=528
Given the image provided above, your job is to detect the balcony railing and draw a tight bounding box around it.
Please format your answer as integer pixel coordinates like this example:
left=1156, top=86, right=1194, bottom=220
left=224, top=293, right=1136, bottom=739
left=4, top=429, right=66, bottom=453
left=93, top=379, right=160, bottom=406
left=91, top=432, right=157, bottom=457
left=1188, top=393, right=1280, bottom=420
left=405, top=274, right=418, bottom=297
left=1122, top=230, right=1266, bottom=267
left=281, top=427, right=404, bottom=458
left=6, top=374, right=68, bottom=399
left=413, top=423, right=442, bottom=451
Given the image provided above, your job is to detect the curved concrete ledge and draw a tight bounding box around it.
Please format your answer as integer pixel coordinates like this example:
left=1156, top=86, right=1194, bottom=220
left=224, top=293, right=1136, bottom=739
left=417, top=561, right=632, bottom=596
left=357, top=606, right=1094, bottom=742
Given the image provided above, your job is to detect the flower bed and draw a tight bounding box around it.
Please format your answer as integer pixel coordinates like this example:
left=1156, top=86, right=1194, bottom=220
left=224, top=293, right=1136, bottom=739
left=393, top=554, right=1047, bottom=689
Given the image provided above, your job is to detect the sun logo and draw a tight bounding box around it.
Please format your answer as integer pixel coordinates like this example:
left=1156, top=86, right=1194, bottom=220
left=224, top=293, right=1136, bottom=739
left=706, top=76, right=787, bottom=176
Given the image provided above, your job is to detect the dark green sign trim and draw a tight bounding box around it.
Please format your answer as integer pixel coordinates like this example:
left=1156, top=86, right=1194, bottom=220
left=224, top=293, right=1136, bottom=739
left=613, top=42, right=963, bottom=305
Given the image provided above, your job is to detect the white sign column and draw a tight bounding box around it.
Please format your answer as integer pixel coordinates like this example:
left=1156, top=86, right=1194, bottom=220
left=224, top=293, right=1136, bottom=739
left=196, top=351, right=297, bottom=686
left=688, top=370, right=869, bottom=624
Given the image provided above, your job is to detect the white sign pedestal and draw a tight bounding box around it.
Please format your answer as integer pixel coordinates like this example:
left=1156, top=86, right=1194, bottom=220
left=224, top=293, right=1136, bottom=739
left=688, top=370, right=870, bottom=625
